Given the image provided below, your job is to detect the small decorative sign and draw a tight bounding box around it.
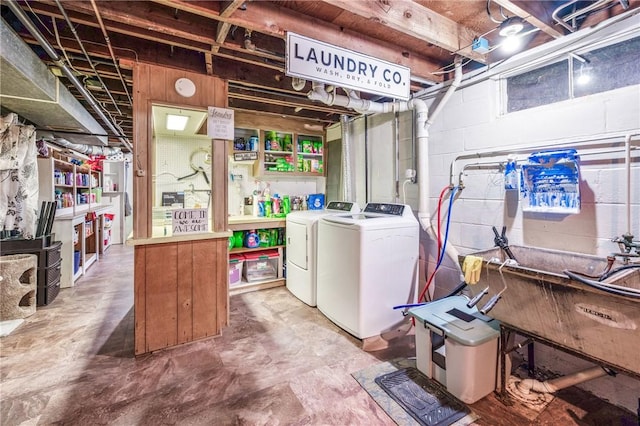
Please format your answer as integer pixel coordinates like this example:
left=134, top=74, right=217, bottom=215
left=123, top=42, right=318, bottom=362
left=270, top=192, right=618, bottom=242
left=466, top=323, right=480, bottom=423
left=234, top=151, right=258, bottom=161
left=172, top=208, right=208, bottom=234
left=286, top=32, right=410, bottom=100
left=207, top=107, right=234, bottom=140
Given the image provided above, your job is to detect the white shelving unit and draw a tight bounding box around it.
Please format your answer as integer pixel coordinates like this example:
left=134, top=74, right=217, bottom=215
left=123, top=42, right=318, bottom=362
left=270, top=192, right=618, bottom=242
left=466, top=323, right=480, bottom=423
left=101, top=160, right=126, bottom=244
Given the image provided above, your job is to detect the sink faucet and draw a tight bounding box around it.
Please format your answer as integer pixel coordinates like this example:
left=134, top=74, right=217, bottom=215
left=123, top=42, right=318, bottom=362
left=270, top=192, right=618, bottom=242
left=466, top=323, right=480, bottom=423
left=611, top=232, right=640, bottom=264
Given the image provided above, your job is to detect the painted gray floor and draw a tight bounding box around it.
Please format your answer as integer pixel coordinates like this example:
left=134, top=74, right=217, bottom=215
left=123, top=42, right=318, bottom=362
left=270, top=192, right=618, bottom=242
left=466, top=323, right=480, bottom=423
left=1, top=244, right=635, bottom=425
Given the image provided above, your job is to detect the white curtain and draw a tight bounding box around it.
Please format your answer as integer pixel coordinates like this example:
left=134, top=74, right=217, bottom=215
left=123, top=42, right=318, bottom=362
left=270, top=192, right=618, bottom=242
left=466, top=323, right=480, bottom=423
left=0, top=113, right=38, bottom=239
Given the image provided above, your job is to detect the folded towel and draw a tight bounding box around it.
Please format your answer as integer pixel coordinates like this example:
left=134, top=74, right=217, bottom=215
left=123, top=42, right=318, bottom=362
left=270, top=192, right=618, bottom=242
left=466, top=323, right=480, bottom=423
left=462, top=255, right=483, bottom=285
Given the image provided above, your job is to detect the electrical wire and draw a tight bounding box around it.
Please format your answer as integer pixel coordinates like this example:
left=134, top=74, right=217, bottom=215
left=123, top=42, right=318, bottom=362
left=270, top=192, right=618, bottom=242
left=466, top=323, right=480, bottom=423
left=24, top=0, right=54, bottom=36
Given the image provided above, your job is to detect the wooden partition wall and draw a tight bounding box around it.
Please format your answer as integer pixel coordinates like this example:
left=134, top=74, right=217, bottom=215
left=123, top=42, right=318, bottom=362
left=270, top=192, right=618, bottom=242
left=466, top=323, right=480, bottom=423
left=131, top=62, right=229, bottom=355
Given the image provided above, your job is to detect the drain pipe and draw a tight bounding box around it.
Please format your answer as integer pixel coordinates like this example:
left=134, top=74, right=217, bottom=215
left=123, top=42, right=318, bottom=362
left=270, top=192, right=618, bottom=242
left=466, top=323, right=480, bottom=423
left=624, top=134, right=632, bottom=237
left=513, top=366, right=609, bottom=396
left=5, top=0, right=132, bottom=152
left=307, top=61, right=463, bottom=260
left=341, top=114, right=354, bottom=201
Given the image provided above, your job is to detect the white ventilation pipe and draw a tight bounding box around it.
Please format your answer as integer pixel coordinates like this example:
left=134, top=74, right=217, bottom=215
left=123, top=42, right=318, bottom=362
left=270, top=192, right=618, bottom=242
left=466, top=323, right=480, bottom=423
left=340, top=115, right=354, bottom=201
left=307, top=62, right=463, bottom=275
left=624, top=133, right=632, bottom=236
left=514, top=366, right=608, bottom=395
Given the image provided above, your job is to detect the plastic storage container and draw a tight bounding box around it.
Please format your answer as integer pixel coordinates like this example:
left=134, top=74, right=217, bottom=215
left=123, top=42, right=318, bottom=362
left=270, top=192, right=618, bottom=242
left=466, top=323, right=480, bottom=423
left=408, top=296, right=500, bottom=404
left=228, top=254, right=245, bottom=286
left=243, top=249, right=279, bottom=282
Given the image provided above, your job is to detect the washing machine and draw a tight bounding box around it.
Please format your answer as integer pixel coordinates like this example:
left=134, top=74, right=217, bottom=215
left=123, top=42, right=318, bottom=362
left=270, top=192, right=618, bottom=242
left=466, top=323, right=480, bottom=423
left=286, top=201, right=361, bottom=306
left=316, top=202, right=419, bottom=339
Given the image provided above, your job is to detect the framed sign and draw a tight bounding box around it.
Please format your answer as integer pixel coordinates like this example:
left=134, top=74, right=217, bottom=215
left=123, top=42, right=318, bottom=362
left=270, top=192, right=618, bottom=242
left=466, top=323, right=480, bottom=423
left=286, top=32, right=410, bottom=100
left=172, top=208, right=208, bottom=234
left=233, top=151, right=258, bottom=161
left=207, top=107, right=234, bottom=140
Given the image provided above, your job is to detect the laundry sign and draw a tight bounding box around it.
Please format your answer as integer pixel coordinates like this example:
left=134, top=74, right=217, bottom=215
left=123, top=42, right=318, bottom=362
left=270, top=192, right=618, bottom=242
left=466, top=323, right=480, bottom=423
left=207, top=107, right=234, bottom=140
left=286, top=32, right=410, bottom=101
left=172, top=208, right=208, bottom=234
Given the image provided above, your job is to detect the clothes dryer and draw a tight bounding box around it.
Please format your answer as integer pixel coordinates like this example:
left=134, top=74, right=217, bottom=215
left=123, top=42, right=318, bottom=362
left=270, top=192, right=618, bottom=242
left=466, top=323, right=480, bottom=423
left=286, top=201, right=360, bottom=306
left=316, top=203, right=419, bottom=339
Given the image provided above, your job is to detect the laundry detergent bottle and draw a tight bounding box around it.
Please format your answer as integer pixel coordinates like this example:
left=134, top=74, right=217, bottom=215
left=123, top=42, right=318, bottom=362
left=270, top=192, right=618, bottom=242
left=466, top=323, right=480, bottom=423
left=244, top=229, right=260, bottom=248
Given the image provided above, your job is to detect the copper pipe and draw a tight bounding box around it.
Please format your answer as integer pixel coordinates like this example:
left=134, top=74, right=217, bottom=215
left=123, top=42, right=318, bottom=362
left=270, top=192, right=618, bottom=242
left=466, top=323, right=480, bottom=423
left=90, top=0, right=133, bottom=107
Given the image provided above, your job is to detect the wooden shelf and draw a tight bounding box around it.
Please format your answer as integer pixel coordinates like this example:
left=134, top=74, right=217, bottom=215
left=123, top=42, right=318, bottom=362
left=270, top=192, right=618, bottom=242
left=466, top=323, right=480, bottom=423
left=84, top=252, right=97, bottom=269
left=229, top=278, right=285, bottom=296
left=230, top=245, right=284, bottom=254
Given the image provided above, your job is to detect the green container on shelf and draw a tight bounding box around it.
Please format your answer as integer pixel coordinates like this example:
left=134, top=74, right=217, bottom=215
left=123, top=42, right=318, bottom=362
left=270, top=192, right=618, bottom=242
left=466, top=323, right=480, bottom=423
left=233, top=231, right=244, bottom=248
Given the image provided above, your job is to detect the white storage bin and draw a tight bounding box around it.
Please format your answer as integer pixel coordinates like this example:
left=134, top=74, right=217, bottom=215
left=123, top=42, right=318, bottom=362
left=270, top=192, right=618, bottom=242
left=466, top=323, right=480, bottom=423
left=408, top=295, right=500, bottom=404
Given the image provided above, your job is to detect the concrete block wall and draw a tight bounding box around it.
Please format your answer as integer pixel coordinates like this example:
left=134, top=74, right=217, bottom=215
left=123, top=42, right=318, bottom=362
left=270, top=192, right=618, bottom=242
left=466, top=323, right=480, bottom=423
left=416, top=69, right=639, bottom=412
left=345, top=46, right=639, bottom=412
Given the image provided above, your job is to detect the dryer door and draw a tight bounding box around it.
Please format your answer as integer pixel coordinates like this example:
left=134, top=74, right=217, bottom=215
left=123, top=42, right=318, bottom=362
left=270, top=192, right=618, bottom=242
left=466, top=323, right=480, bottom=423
left=286, top=221, right=308, bottom=270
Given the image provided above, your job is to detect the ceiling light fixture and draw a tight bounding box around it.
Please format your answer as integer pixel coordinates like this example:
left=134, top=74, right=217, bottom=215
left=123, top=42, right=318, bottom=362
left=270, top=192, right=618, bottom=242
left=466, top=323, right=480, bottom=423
left=498, top=16, right=524, bottom=37
left=500, top=35, right=522, bottom=53
left=576, top=65, right=591, bottom=85
left=166, top=114, right=189, bottom=131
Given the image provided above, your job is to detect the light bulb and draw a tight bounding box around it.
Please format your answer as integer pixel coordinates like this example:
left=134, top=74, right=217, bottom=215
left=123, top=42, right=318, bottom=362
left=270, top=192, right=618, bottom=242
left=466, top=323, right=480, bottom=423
left=501, top=36, right=522, bottom=53
left=577, top=72, right=591, bottom=85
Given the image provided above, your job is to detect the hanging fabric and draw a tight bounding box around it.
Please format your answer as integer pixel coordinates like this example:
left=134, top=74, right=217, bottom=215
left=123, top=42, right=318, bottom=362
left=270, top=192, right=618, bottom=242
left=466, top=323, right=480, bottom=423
left=0, top=113, right=39, bottom=238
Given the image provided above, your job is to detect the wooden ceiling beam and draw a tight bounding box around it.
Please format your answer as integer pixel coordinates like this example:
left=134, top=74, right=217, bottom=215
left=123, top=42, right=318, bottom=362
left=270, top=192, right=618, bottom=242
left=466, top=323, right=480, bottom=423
left=216, top=0, right=245, bottom=44
left=150, top=0, right=444, bottom=83
left=43, top=0, right=218, bottom=46
left=24, top=2, right=214, bottom=53
left=320, top=0, right=485, bottom=63
left=492, top=0, right=564, bottom=38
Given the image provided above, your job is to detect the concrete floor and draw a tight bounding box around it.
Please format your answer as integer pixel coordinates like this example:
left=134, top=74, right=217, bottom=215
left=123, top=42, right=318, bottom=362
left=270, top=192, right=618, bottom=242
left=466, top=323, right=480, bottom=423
left=1, top=244, right=637, bottom=425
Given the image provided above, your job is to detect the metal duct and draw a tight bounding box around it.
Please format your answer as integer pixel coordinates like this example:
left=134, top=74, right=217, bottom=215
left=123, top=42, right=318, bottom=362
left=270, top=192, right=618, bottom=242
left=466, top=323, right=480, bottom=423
left=48, top=137, right=122, bottom=156
left=4, top=0, right=132, bottom=152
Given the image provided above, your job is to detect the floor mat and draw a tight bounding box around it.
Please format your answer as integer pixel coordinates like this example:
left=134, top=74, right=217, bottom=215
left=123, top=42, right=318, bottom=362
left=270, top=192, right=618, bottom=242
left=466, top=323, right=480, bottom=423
left=375, top=367, right=471, bottom=426
left=351, top=359, right=478, bottom=426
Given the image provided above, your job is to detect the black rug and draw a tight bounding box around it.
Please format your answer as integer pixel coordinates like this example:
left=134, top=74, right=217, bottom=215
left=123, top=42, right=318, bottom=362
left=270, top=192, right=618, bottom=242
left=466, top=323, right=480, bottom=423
left=375, top=367, right=471, bottom=426
left=352, top=359, right=477, bottom=426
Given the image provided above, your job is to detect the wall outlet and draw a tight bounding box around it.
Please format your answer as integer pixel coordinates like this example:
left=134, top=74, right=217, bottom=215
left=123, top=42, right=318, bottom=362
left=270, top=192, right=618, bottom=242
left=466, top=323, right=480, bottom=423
left=405, top=168, right=416, bottom=179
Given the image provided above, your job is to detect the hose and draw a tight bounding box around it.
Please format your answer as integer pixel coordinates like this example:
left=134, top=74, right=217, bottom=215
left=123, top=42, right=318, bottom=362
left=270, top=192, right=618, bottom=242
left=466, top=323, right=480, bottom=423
left=564, top=270, right=640, bottom=298
left=418, top=186, right=458, bottom=303
left=597, top=264, right=640, bottom=281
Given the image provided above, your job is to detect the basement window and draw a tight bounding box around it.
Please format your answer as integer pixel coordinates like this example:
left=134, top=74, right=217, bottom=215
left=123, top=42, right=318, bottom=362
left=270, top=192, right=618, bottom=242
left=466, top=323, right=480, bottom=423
left=505, top=35, right=640, bottom=113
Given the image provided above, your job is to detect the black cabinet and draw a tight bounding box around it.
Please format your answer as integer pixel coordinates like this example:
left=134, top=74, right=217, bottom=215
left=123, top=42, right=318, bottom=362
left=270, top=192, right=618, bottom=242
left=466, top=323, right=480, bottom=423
left=0, top=237, right=62, bottom=306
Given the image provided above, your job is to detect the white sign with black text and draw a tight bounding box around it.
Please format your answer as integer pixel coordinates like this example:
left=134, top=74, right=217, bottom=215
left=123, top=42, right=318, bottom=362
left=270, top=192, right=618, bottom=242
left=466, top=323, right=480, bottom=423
left=207, top=107, right=234, bottom=140
left=172, top=208, right=208, bottom=235
left=286, top=32, right=410, bottom=101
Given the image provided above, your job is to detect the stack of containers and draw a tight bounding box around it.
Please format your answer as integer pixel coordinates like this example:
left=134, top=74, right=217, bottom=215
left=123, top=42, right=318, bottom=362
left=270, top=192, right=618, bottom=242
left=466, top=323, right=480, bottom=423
left=228, top=254, right=245, bottom=286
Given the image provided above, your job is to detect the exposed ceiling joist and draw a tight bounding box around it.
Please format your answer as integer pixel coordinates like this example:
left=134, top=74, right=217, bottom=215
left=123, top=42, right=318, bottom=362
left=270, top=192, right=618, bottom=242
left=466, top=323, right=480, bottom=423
left=321, top=0, right=486, bottom=63
left=492, top=0, right=564, bottom=38
left=150, top=0, right=445, bottom=83
left=4, top=0, right=637, bottom=153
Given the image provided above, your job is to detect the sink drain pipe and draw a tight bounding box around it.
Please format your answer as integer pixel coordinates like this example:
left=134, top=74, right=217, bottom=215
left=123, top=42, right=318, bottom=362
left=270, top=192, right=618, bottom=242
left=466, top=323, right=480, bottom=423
left=513, top=365, right=610, bottom=396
